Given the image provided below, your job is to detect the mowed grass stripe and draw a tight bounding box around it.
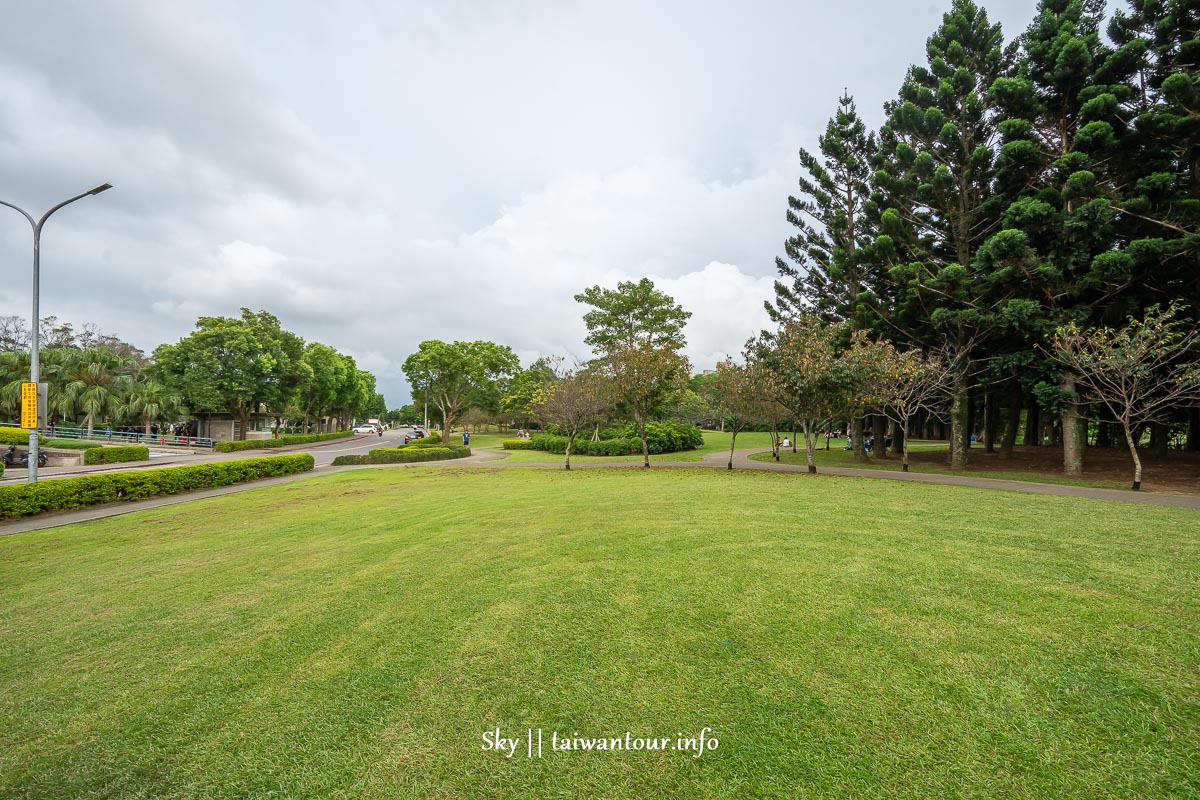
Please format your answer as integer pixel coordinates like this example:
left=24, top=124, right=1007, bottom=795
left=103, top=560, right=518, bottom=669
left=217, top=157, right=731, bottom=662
left=0, top=467, right=1196, bottom=799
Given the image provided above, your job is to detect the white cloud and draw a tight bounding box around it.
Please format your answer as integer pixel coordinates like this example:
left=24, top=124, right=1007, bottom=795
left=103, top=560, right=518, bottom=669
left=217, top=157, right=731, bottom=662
left=0, top=0, right=1044, bottom=406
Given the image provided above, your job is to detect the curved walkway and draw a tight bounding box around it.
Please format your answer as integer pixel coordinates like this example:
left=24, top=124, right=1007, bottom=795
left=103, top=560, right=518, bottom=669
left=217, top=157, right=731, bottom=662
left=2, top=444, right=1196, bottom=536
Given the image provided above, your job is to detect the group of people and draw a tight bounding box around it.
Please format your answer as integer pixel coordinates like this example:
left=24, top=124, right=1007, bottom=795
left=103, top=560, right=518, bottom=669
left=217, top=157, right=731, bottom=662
left=97, top=422, right=196, bottom=442
left=844, top=430, right=893, bottom=453
left=515, top=429, right=532, bottom=440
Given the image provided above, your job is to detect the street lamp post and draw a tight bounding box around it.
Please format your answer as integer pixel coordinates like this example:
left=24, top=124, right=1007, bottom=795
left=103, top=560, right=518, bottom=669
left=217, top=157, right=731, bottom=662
left=0, top=183, right=112, bottom=483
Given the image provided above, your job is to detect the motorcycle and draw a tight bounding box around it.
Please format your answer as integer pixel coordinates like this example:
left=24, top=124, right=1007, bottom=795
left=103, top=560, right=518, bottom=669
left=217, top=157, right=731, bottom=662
left=3, top=445, right=48, bottom=468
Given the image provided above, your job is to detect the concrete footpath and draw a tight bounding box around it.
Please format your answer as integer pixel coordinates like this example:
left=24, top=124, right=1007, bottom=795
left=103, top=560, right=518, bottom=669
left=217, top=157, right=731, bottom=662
left=1, top=445, right=1196, bottom=536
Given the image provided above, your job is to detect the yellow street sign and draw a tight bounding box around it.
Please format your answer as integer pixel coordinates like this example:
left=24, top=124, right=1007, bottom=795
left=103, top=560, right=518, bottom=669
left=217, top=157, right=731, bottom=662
left=20, top=381, right=37, bottom=429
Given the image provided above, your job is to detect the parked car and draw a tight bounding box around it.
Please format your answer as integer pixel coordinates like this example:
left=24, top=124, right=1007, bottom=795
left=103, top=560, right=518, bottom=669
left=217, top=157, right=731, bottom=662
left=353, top=424, right=377, bottom=434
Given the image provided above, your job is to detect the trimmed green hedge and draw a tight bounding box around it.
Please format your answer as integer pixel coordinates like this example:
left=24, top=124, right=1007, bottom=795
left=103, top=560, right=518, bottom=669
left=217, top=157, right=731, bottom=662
left=407, top=436, right=451, bottom=447
left=84, top=445, right=150, bottom=465
left=213, top=431, right=353, bottom=453
left=44, top=438, right=102, bottom=450
left=528, top=434, right=641, bottom=456
left=502, top=439, right=535, bottom=450
left=331, top=445, right=471, bottom=466
left=0, top=426, right=44, bottom=446
left=0, top=454, right=315, bottom=520
left=615, top=421, right=705, bottom=453
left=522, top=422, right=705, bottom=457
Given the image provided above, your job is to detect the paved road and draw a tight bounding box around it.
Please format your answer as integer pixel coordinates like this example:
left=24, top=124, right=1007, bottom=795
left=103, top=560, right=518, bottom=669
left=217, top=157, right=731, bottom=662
left=0, top=430, right=432, bottom=486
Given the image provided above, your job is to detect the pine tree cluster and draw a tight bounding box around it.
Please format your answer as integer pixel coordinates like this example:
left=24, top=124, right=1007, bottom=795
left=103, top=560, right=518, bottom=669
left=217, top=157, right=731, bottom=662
left=771, top=0, right=1199, bottom=467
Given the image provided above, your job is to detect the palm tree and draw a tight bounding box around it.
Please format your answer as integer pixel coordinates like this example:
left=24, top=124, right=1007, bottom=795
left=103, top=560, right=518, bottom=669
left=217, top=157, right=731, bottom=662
left=64, top=347, right=133, bottom=436
left=0, top=350, right=30, bottom=421
left=119, top=378, right=184, bottom=435
left=38, top=347, right=79, bottom=426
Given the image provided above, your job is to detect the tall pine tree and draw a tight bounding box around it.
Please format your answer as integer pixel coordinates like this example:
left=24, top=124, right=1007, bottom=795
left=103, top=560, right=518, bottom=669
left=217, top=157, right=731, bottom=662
left=1110, top=0, right=1200, bottom=448
left=768, top=92, right=879, bottom=329
left=985, top=0, right=1140, bottom=474
left=872, top=0, right=1015, bottom=469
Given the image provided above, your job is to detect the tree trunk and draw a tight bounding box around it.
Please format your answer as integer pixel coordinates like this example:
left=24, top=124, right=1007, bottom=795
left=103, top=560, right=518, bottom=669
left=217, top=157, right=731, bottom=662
left=999, top=390, right=1021, bottom=459
left=1096, top=419, right=1111, bottom=448
left=966, top=388, right=977, bottom=449
left=639, top=419, right=650, bottom=468
left=1188, top=407, right=1200, bottom=451
left=1023, top=400, right=1040, bottom=446
left=565, top=433, right=573, bottom=471
left=1061, top=373, right=1084, bottom=476
left=231, top=405, right=251, bottom=440
left=984, top=388, right=997, bottom=454
left=1149, top=421, right=1169, bottom=455
left=727, top=429, right=738, bottom=470
left=874, top=415, right=889, bottom=459
left=802, top=420, right=817, bottom=473
left=891, top=423, right=904, bottom=455
left=852, top=415, right=867, bottom=463
left=1121, top=419, right=1143, bottom=490
left=901, top=418, right=911, bottom=472
left=949, top=370, right=969, bottom=470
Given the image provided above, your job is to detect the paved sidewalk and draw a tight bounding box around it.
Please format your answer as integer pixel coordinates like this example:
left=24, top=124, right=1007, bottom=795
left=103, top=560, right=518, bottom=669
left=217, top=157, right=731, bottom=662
left=2, top=444, right=1195, bottom=536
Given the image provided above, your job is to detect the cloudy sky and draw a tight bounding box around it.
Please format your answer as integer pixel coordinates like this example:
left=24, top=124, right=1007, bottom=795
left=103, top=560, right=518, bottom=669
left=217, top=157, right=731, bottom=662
left=0, top=0, right=1040, bottom=407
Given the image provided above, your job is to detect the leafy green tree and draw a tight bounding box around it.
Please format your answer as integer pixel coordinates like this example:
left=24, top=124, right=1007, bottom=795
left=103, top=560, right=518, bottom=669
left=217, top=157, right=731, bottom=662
left=501, top=357, right=560, bottom=428
left=752, top=316, right=847, bottom=473
left=602, top=343, right=690, bottom=467
left=769, top=92, right=879, bottom=328
left=292, top=342, right=343, bottom=434
left=666, top=387, right=712, bottom=427
left=154, top=309, right=304, bottom=440
left=706, top=358, right=771, bottom=469
left=392, top=405, right=419, bottom=425
left=402, top=340, right=520, bottom=443
left=575, top=278, right=690, bottom=352
left=576, top=279, right=691, bottom=467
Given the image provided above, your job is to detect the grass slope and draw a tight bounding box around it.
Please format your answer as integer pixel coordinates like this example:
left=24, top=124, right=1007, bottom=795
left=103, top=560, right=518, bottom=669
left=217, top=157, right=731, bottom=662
left=1, top=467, right=1196, bottom=799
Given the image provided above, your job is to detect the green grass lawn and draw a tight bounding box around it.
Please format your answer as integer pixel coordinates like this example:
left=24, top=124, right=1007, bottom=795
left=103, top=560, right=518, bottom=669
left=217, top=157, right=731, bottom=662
left=1, top=467, right=1197, bottom=799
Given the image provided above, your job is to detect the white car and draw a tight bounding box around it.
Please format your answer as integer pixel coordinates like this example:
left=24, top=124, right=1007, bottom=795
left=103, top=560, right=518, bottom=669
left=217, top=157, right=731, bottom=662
left=353, top=424, right=378, bottom=434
